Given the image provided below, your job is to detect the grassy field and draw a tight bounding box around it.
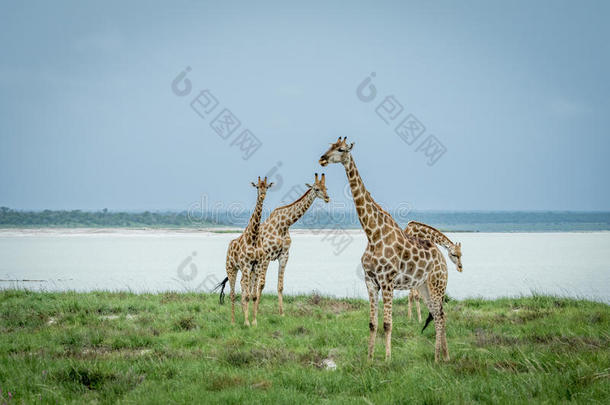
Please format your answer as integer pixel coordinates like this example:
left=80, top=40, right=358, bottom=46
left=0, top=290, right=608, bottom=404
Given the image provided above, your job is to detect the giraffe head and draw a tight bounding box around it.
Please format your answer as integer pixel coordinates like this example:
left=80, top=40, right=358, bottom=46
left=251, top=176, right=273, bottom=198
left=319, top=137, right=354, bottom=166
left=448, top=242, right=463, bottom=272
left=305, top=173, right=330, bottom=203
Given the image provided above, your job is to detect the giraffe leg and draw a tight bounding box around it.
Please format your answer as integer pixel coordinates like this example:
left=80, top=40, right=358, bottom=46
left=239, top=265, right=251, bottom=327
left=418, top=282, right=448, bottom=362
left=434, top=301, right=449, bottom=362
left=432, top=258, right=449, bottom=360
left=440, top=317, right=449, bottom=360
left=407, top=290, right=413, bottom=321
left=277, top=249, right=289, bottom=316
left=416, top=292, right=422, bottom=323
left=251, top=259, right=269, bottom=327
left=365, top=275, right=379, bottom=361
left=228, top=269, right=237, bottom=324
left=381, top=284, right=394, bottom=361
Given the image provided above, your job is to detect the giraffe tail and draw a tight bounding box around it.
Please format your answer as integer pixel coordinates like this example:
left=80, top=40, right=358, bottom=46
left=422, top=302, right=444, bottom=333
left=213, top=277, right=229, bottom=304
left=421, top=312, right=434, bottom=333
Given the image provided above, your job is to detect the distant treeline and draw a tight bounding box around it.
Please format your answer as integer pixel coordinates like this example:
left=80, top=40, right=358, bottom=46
left=1, top=207, right=609, bottom=231
left=0, top=207, right=214, bottom=228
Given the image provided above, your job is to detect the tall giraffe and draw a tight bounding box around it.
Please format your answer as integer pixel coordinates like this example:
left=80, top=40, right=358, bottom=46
left=218, top=176, right=272, bottom=324
left=319, top=137, right=450, bottom=362
left=404, top=221, right=463, bottom=322
left=248, top=173, right=330, bottom=326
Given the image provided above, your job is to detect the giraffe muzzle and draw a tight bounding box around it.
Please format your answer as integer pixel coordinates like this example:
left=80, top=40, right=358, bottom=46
left=319, top=156, right=329, bottom=166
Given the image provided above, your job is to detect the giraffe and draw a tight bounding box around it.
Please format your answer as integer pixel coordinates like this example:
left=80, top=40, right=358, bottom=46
left=248, top=173, right=330, bottom=326
left=404, top=221, right=463, bottom=322
left=217, top=176, right=273, bottom=324
left=319, top=137, right=450, bottom=362
left=405, top=221, right=462, bottom=272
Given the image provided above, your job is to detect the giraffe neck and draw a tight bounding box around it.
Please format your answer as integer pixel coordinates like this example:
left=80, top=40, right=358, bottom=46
left=274, top=189, right=316, bottom=231
left=243, top=191, right=265, bottom=245
left=343, top=154, right=391, bottom=243
left=408, top=221, right=454, bottom=249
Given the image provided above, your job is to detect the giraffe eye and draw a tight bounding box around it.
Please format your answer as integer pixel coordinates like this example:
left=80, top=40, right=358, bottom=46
left=337, top=148, right=345, bottom=152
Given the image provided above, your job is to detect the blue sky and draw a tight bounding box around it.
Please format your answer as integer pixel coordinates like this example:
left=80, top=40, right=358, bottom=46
left=1, top=0, right=609, bottom=211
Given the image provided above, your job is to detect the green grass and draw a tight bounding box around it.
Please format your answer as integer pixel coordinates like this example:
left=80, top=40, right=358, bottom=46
left=0, top=290, right=608, bottom=404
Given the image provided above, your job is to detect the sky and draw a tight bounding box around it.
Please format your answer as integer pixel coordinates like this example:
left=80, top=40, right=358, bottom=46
left=1, top=0, right=609, bottom=212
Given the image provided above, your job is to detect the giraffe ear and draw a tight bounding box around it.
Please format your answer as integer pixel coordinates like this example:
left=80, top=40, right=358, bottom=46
left=305, top=183, right=312, bottom=188
left=251, top=182, right=257, bottom=188
left=348, top=142, right=355, bottom=151
left=268, top=182, right=274, bottom=188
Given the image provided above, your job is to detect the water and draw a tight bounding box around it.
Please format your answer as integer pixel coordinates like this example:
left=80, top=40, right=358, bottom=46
left=0, top=229, right=608, bottom=303
left=206, top=209, right=610, bottom=232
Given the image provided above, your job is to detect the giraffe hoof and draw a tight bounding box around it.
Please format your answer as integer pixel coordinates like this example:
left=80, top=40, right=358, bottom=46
left=252, top=319, right=257, bottom=327
left=244, top=320, right=250, bottom=327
